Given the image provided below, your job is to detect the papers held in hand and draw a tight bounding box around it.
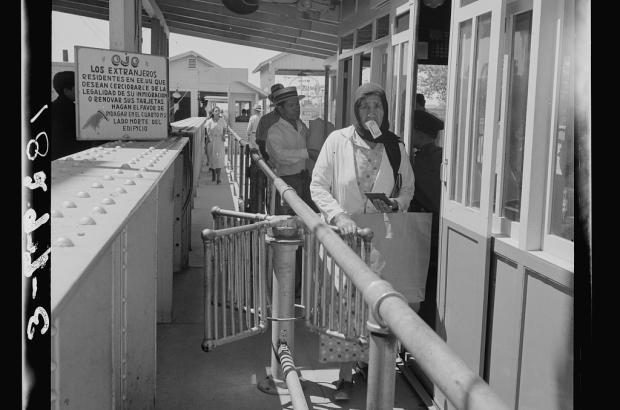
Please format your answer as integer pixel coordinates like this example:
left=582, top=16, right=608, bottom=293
left=364, top=192, right=394, bottom=212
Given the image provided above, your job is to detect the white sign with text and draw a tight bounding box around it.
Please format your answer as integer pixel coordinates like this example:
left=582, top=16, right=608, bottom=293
left=75, top=46, right=168, bottom=140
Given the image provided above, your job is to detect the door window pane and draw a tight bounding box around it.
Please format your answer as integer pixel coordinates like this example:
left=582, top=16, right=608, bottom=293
left=466, top=13, right=492, bottom=208
left=390, top=45, right=398, bottom=130
left=398, top=42, right=409, bottom=138
left=340, top=33, right=354, bottom=54
left=356, top=23, right=373, bottom=48
left=396, top=11, right=410, bottom=34
left=449, top=20, right=472, bottom=201
left=379, top=46, right=388, bottom=90
left=341, top=58, right=352, bottom=125
left=359, top=52, right=371, bottom=85
left=501, top=11, right=532, bottom=221
left=549, top=2, right=574, bottom=241
left=376, top=15, right=390, bottom=39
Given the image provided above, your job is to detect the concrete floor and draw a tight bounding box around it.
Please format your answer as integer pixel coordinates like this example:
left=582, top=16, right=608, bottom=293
left=156, top=158, right=430, bottom=409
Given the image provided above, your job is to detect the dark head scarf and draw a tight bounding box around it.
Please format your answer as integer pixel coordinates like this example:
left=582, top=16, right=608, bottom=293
left=352, top=83, right=402, bottom=182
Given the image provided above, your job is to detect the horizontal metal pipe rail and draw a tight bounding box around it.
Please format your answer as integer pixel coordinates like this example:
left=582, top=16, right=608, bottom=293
left=248, top=149, right=509, bottom=410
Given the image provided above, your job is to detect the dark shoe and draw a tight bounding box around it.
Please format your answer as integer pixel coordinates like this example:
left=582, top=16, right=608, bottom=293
left=216, top=178, right=221, bottom=184
left=333, top=379, right=353, bottom=401
left=354, top=361, right=368, bottom=381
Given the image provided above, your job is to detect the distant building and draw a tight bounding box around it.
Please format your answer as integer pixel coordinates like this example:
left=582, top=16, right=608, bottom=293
left=252, top=52, right=337, bottom=126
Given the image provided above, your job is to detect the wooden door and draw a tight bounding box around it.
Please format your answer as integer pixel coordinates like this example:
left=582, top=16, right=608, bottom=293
left=435, top=1, right=505, bottom=408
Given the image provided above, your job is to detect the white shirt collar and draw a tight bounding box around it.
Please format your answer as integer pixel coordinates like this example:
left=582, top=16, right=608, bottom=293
left=350, top=126, right=375, bottom=150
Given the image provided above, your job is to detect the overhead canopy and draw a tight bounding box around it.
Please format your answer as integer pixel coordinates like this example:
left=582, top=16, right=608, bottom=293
left=52, top=0, right=340, bottom=59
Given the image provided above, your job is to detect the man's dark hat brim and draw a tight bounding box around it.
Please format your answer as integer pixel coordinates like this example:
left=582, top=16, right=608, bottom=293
left=271, top=86, right=305, bottom=106
left=414, top=109, right=444, bottom=137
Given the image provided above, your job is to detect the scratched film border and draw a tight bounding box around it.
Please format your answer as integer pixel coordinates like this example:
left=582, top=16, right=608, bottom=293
left=22, top=0, right=52, bottom=408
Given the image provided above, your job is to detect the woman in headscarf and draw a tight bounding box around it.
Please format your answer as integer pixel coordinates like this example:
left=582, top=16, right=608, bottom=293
left=205, top=106, right=228, bottom=184
left=310, top=82, right=415, bottom=400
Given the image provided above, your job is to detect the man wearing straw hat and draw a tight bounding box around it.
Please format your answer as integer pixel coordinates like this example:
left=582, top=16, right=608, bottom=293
left=266, top=86, right=319, bottom=300
left=266, top=86, right=319, bottom=215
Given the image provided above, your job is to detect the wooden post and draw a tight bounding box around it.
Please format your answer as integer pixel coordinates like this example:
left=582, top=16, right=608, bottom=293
left=109, top=0, right=142, bottom=52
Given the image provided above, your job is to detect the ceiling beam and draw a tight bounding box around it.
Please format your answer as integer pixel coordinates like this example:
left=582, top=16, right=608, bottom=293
left=158, top=3, right=337, bottom=45
left=166, top=19, right=333, bottom=58
left=160, top=0, right=338, bottom=35
left=171, top=27, right=330, bottom=59
left=141, top=0, right=170, bottom=36
left=53, top=5, right=108, bottom=23
left=160, top=10, right=337, bottom=53
left=54, top=0, right=109, bottom=18
left=51, top=0, right=339, bottom=58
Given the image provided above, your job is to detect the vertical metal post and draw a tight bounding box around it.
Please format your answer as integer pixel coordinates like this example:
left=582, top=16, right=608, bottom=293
left=257, top=223, right=303, bottom=394
left=239, top=143, right=245, bottom=201
left=201, top=230, right=216, bottom=352
left=366, top=314, right=398, bottom=410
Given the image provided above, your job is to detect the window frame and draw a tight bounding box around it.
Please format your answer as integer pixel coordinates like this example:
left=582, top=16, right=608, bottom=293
left=541, top=0, right=574, bottom=265
left=491, top=0, right=533, bottom=242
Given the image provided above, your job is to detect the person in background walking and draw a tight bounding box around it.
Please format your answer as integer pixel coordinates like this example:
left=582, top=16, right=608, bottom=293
left=246, top=105, right=262, bottom=148
left=205, top=106, right=228, bottom=184
left=409, top=94, right=444, bottom=327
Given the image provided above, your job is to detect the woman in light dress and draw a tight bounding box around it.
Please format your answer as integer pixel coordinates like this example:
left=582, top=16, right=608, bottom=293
left=205, top=106, right=228, bottom=184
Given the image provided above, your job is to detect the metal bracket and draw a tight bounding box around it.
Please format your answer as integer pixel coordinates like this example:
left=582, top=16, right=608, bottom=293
left=372, top=290, right=409, bottom=329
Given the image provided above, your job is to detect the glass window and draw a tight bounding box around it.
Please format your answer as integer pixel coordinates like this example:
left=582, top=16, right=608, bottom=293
left=376, top=15, right=390, bottom=39
left=356, top=23, right=373, bottom=48
left=466, top=13, right=492, bottom=209
left=341, top=58, right=352, bottom=126
left=449, top=20, right=472, bottom=201
left=379, top=46, right=389, bottom=90
left=416, top=65, right=448, bottom=119
left=340, top=33, right=354, bottom=54
left=234, top=101, right=251, bottom=122
left=398, top=42, right=409, bottom=138
left=461, top=0, right=478, bottom=6
left=389, top=45, right=398, bottom=131
left=500, top=11, right=532, bottom=221
left=549, top=2, right=574, bottom=242
left=395, top=11, right=410, bottom=34
left=359, top=52, right=371, bottom=85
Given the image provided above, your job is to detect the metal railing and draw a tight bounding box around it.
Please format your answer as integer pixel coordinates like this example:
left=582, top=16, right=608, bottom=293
left=227, top=129, right=273, bottom=214
left=226, top=129, right=253, bottom=211
left=301, top=226, right=373, bottom=344
left=201, top=220, right=270, bottom=352
left=243, top=149, right=509, bottom=410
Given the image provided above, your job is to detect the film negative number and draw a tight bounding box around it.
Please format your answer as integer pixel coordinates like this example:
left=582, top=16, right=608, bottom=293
left=26, top=132, right=49, bottom=160
left=26, top=306, right=49, bottom=340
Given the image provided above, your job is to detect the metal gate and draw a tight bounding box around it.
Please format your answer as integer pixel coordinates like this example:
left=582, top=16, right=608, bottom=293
left=201, top=218, right=271, bottom=352
left=201, top=209, right=374, bottom=352
left=301, top=227, right=373, bottom=344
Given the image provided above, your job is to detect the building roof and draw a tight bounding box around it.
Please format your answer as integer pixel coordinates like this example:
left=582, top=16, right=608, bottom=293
left=169, top=50, right=221, bottom=68
left=252, top=52, right=288, bottom=74
left=229, top=81, right=269, bottom=98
